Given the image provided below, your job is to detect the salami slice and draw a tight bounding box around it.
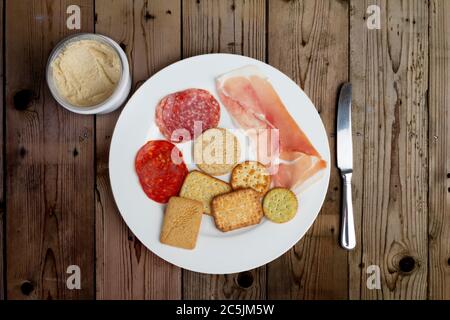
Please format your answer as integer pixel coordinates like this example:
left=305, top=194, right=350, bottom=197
left=135, top=140, right=188, bottom=203
left=155, top=88, right=220, bottom=143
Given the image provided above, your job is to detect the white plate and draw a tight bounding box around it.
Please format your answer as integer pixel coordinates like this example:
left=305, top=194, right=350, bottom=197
left=109, top=54, right=330, bottom=274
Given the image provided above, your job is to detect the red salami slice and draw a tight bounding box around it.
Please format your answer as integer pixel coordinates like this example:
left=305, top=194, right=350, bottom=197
left=135, top=140, right=188, bottom=203
left=155, top=88, right=220, bottom=143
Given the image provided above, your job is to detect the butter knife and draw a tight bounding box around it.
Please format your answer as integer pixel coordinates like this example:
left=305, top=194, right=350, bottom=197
left=337, top=83, right=356, bottom=250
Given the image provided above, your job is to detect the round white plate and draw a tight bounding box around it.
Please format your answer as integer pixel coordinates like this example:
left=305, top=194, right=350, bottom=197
left=109, top=53, right=330, bottom=274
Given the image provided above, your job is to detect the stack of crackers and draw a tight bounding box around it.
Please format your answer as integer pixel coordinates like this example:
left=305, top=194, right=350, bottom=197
left=160, top=128, right=298, bottom=250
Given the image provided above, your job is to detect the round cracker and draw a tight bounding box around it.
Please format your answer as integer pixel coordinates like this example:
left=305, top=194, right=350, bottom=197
left=194, top=128, right=240, bottom=176
left=262, top=188, right=298, bottom=223
left=230, top=161, right=271, bottom=195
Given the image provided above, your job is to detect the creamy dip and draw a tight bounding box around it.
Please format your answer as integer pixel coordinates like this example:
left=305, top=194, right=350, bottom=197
left=51, top=39, right=121, bottom=107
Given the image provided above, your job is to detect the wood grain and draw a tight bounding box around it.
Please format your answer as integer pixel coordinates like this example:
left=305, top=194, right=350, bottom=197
left=0, top=0, right=448, bottom=300
left=347, top=0, right=366, bottom=300
left=95, top=0, right=182, bottom=299
left=5, top=0, right=95, bottom=299
left=428, top=0, right=450, bottom=300
left=182, top=0, right=266, bottom=299
left=349, top=0, right=429, bottom=299
left=267, top=0, right=349, bottom=299
left=0, top=0, right=4, bottom=301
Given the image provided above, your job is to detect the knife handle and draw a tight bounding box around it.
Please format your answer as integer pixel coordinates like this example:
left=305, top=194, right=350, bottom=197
left=340, top=172, right=356, bottom=250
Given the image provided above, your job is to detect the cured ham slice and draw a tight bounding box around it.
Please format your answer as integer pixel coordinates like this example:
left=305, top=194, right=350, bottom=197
left=275, top=153, right=327, bottom=193
left=216, top=65, right=326, bottom=193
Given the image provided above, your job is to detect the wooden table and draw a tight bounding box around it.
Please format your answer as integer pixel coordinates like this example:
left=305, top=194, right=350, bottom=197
left=0, top=0, right=448, bottom=300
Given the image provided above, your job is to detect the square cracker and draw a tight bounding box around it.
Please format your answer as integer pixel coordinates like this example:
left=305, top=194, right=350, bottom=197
left=160, top=197, right=203, bottom=250
left=179, top=170, right=231, bottom=215
left=212, top=189, right=263, bottom=232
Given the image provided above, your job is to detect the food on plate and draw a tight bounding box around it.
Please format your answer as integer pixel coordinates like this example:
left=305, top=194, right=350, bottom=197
left=138, top=64, right=328, bottom=252
left=160, top=197, right=203, bottom=249
left=51, top=39, right=121, bottom=107
left=263, top=188, right=298, bottom=223
left=135, top=140, right=188, bottom=204
left=179, top=170, right=231, bottom=215
left=155, top=88, right=220, bottom=143
left=230, top=161, right=271, bottom=196
left=193, top=128, right=241, bottom=176
left=216, top=65, right=327, bottom=193
left=211, top=189, right=263, bottom=232
left=273, top=154, right=326, bottom=193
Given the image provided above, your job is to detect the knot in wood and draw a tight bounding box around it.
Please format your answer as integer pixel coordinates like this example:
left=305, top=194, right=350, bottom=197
left=398, top=256, right=416, bottom=273
left=14, top=89, right=34, bottom=110
left=21, top=280, right=34, bottom=295
left=236, top=271, right=254, bottom=288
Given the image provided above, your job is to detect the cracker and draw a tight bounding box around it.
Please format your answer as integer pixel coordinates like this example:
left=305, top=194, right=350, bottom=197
left=231, top=161, right=271, bottom=196
left=160, top=197, right=203, bottom=249
left=262, top=188, right=298, bottom=223
left=211, top=189, right=263, bottom=232
left=179, top=170, right=231, bottom=215
left=194, top=128, right=240, bottom=176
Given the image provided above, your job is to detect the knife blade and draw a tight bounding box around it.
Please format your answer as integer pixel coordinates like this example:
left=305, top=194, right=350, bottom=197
left=337, top=82, right=356, bottom=250
left=337, top=82, right=353, bottom=172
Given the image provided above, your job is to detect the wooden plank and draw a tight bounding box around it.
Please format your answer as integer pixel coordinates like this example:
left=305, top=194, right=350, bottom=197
left=347, top=0, right=366, bottom=299
left=95, top=0, right=182, bottom=299
left=428, top=0, right=450, bottom=300
left=267, top=0, right=349, bottom=299
left=0, top=0, right=4, bottom=301
left=5, top=0, right=95, bottom=299
left=182, top=0, right=266, bottom=299
left=182, top=0, right=265, bottom=58
left=349, top=0, right=429, bottom=299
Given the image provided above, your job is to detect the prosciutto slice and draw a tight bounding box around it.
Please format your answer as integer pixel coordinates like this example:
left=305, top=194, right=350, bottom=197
left=216, top=65, right=326, bottom=193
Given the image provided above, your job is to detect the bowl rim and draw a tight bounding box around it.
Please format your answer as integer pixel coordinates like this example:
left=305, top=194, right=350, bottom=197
left=46, top=33, right=130, bottom=115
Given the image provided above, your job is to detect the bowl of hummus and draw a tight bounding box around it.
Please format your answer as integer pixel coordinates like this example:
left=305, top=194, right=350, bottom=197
left=47, top=33, right=131, bottom=114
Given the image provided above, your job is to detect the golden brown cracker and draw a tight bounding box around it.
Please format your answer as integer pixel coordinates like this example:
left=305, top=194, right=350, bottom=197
left=194, top=128, right=240, bottom=176
left=179, top=170, right=231, bottom=215
left=231, top=161, right=271, bottom=196
left=212, top=189, right=263, bottom=232
left=160, top=197, right=203, bottom=249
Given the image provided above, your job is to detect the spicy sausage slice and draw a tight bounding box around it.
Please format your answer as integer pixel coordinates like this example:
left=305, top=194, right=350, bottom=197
left=135, top=140, right=188, bottom=203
